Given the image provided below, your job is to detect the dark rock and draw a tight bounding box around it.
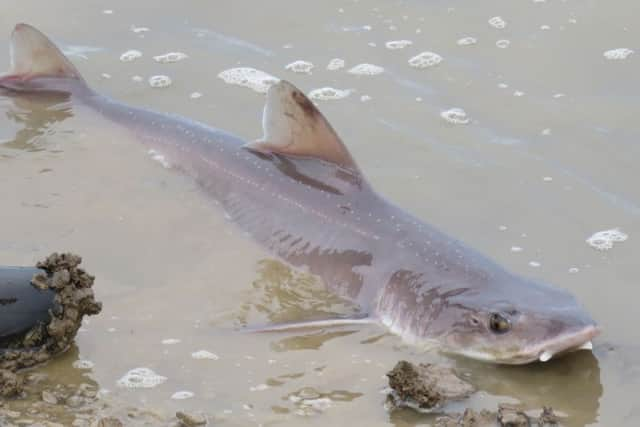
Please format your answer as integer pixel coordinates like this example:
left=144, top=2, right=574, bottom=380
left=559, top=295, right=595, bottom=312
left=386, top=360, right=474, bottom=411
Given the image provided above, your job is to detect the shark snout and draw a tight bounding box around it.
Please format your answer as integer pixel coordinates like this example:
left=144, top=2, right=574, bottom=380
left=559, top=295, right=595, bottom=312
left=535, top=324, right=600, bottom=362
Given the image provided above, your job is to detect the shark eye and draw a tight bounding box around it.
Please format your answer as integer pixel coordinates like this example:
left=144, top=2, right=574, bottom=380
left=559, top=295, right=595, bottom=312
left=489, top=313, right=511, bottom=333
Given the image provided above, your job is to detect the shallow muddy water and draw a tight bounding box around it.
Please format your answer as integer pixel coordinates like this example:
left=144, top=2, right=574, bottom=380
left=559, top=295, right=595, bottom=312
left=0, top=0, right=638, bottom=425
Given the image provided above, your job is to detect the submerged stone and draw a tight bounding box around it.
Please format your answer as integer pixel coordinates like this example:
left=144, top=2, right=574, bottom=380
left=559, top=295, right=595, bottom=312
left=0, top=369, right=23, bottom=398
left=435, top=408, right=496, bottom=427
left=497, top=404, right=529, bottom=426
left=93, top=417, right=124, bottom=427
left=176, top=411, right=207, bottom=426
left=435, top=404, right=560, bottom=426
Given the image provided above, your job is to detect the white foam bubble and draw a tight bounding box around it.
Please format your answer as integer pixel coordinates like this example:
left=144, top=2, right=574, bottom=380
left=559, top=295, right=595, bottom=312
left=72, top=360, right=94, bottom=369
left=117, top=368, right=167, bottom=388
left=171, top=391, right=195, bottom=400
left=131, top=26, right=150, bottom=33
left=488, top=16, right=507, bottom=29
left=308, top=87, right=352, bottom=101
left=408, top=51, right=443, bottom=68
left=148, top=75, right=172, bottom=88
left=568, top=267, right=579, bottom=273
left=285, top=60, right=314, bottom=74
left=586, top=228, right=628, bottom=250
left=217, top=67, right=279, bottom=94
left=457, top=37, right=477, bottom=46
left=191, top=350, right=219, bottom=360
left=440, top=108, right=469, bottom=124
left=326, top=58, right=345, bottom=71
left=603, top=48, right=634, bottom=60
left=496, top=39, right=511, bottom=49
left=249, top=384, right=269, bottom=392
left=153, top=52, right=188, bottom=63
left=119, top=50, right=142, bottom=62
left=348, top=63, right=384, bottom=75
left=385, top=40, right=413, bottom=49
left=161, top=338, right=181, bottom=345
left=132, top=75, right=143, bottom=82
left=360, top=95, right=372, bottom=102
left=148, top=149, right=171, bottom=168
left=342, top=24, right=372, bottom=32
left=190, top=92, right=203, bottom=99
left=511, top=246, right=523, bottom=252
left=528, top=261, right=541, bottom=267
left=302, top=397, right=332, bottom=411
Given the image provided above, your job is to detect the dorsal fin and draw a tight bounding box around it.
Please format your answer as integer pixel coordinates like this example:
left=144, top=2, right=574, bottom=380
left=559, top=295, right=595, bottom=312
left=5, top=23, right=84, bottom=81
left=245, top=80, right=360, bottom=172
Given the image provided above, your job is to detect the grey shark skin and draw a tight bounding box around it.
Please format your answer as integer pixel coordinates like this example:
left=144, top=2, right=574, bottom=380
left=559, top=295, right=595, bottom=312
left=0, top=23, right=599, bottom=364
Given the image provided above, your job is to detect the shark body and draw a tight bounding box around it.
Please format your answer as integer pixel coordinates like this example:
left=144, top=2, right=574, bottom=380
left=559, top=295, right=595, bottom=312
left=0, top=24, right=599, bottom=364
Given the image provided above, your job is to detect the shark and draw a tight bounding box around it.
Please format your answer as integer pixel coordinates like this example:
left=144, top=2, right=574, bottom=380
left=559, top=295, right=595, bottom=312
left=0, top=23, right=599, bottom=364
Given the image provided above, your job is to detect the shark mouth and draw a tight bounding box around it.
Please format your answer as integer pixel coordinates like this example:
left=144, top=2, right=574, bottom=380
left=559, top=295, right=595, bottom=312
left=533, top=324, right=600, bottom=363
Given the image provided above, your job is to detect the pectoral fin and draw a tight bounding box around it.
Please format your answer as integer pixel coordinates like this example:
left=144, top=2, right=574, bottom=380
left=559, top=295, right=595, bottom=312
left=244, top=315, right=374, bottom=333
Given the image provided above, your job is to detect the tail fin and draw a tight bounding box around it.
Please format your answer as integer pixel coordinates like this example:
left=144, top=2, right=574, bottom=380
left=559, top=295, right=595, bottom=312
left=1, top=23, right=86, bottom=89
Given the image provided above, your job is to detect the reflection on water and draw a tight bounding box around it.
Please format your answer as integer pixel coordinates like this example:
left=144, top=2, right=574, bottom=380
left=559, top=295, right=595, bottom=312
left=4, top=344, right=102, bottom=425
left=461, top=350, right=601, bottom=426
left=237, top=259, right=363, bottom=351
left=387, top=351, right=601, bottom=426
left=360, top=332, right=391, bottom=345
left=0, top=91, right=73, bottom=152
left=271, top=329, right=357, bottom=352
left=37, top=344, right=99, bottom=386
left=236, top=259, right=361, bottom=326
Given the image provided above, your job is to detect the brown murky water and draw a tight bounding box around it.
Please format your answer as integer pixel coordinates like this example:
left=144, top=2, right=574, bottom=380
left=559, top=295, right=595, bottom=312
left=0, top=1, right=638, bottom=425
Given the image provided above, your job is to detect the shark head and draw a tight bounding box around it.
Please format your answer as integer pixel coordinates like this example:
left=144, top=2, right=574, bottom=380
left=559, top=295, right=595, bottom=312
left=378, top=267, right=599, bottom=365
left=438, top=279, right=599, bottom=364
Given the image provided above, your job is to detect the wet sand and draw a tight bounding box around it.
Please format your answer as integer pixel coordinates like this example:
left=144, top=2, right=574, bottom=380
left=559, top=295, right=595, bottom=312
left=0, top=0, right=639, bottom=425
